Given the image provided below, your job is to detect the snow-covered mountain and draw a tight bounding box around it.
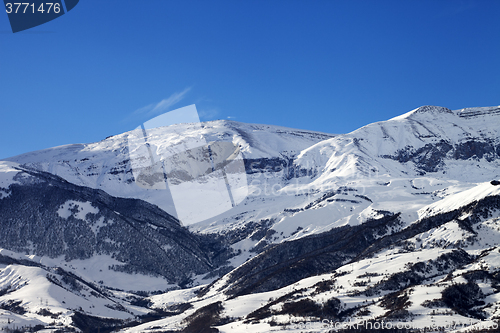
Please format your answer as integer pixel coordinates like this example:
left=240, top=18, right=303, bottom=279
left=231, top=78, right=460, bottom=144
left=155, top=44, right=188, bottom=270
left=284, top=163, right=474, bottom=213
left=4, top=121, right=335, bottom=220
left=0, top=105, right=499, bottom=332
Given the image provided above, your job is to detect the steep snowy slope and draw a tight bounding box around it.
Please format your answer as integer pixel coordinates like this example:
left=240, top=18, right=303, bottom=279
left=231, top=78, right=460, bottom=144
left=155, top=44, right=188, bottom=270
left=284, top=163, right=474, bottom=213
left=118, top=181, right=500, bottom=333
left=2, top=105, right=500, bottom=282
left=0, top=249, right=159, bottom=332
left=186, top=105, right=500, bottom=266
left=5, top=121, right=334, bottom=222
left=294, top=105, right=500, bottom=183
left=1, top=104, right=500, bottom=332
left=5, top=106, right=499, bottom=232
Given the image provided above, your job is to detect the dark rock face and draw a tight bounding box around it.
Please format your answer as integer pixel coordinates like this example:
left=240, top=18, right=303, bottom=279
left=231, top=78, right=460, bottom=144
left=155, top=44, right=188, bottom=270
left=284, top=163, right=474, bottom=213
left=244, top=157, right=291, bottom=175
left=412, top=105, right=454, bottom=115
left=458, top=106, right=500, bottom=118
left=453, top=139, right=498, bottom=161
left=244, top=156, right=319, bottom=181
left=0, top=168, right=232, bottom=285
left=382, top=139, right=499, bottom=174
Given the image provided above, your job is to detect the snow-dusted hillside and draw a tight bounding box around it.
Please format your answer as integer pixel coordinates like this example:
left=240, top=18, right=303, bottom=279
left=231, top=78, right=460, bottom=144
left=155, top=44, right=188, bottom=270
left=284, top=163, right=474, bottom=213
left=189, top=105, right=500, bottom=264
left=5, top=121, right=334, bottom=222
left=116, top=180, right=500, bottom=333
left=1, top=104, right=500, bottom=332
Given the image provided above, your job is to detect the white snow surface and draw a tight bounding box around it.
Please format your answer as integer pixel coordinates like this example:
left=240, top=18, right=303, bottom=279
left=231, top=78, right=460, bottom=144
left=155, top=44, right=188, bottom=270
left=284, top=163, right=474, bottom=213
left=418, top=181, right=500, bottom=219
left=3, top=106, right=500, bottom=230
left=1, top=105, right=500, bottom=331
left=4, top=121, right=334, bottom=222
left=3, top=105, right=500, bottom=285
left=0, top=250, right=152, bottom=330
left=0, top=161, right=21, bottom=198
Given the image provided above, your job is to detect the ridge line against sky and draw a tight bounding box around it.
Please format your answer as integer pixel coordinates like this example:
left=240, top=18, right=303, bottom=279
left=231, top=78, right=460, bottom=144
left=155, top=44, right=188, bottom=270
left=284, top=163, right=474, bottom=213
left=1, top=0, right=499, bottom=159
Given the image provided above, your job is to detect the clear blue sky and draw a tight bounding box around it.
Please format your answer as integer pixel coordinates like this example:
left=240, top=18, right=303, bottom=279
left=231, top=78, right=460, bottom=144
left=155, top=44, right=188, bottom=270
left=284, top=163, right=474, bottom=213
left=1, top=0, right=499, bottom=159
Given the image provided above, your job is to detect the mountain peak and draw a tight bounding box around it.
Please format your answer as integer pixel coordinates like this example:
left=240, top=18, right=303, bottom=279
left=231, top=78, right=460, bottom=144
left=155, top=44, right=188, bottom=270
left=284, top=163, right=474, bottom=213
left=390, top=105, right=454, bottom=121
left=412, top=105, right=453, bottom=114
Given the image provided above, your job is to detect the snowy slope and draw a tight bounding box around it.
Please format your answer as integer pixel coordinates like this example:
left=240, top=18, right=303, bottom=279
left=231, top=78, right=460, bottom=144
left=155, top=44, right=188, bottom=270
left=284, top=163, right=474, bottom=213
left=4, top=105, right=499, bottom=230
left=187, top=106, right=500, bottom=264
left=4, top=121, right=334, bottom=222
left=1, top=104, right=500, bottom=332
left=118, top=182, right=500, bottom=333
left=2, top=105, right=500, bottom=282
left=418, top=181, right=500, bottom=219
left=0, top=249, right=152, bottom=332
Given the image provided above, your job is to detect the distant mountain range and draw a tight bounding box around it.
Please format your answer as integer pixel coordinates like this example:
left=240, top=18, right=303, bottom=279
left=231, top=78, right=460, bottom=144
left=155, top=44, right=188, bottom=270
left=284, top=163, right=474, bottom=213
left=0, top=105, right=499, bottom=332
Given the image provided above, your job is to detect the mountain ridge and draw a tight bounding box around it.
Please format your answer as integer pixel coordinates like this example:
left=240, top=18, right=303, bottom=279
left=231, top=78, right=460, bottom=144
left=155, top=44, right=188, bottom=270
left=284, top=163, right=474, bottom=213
left=0, top=104, right=500, bottom=332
